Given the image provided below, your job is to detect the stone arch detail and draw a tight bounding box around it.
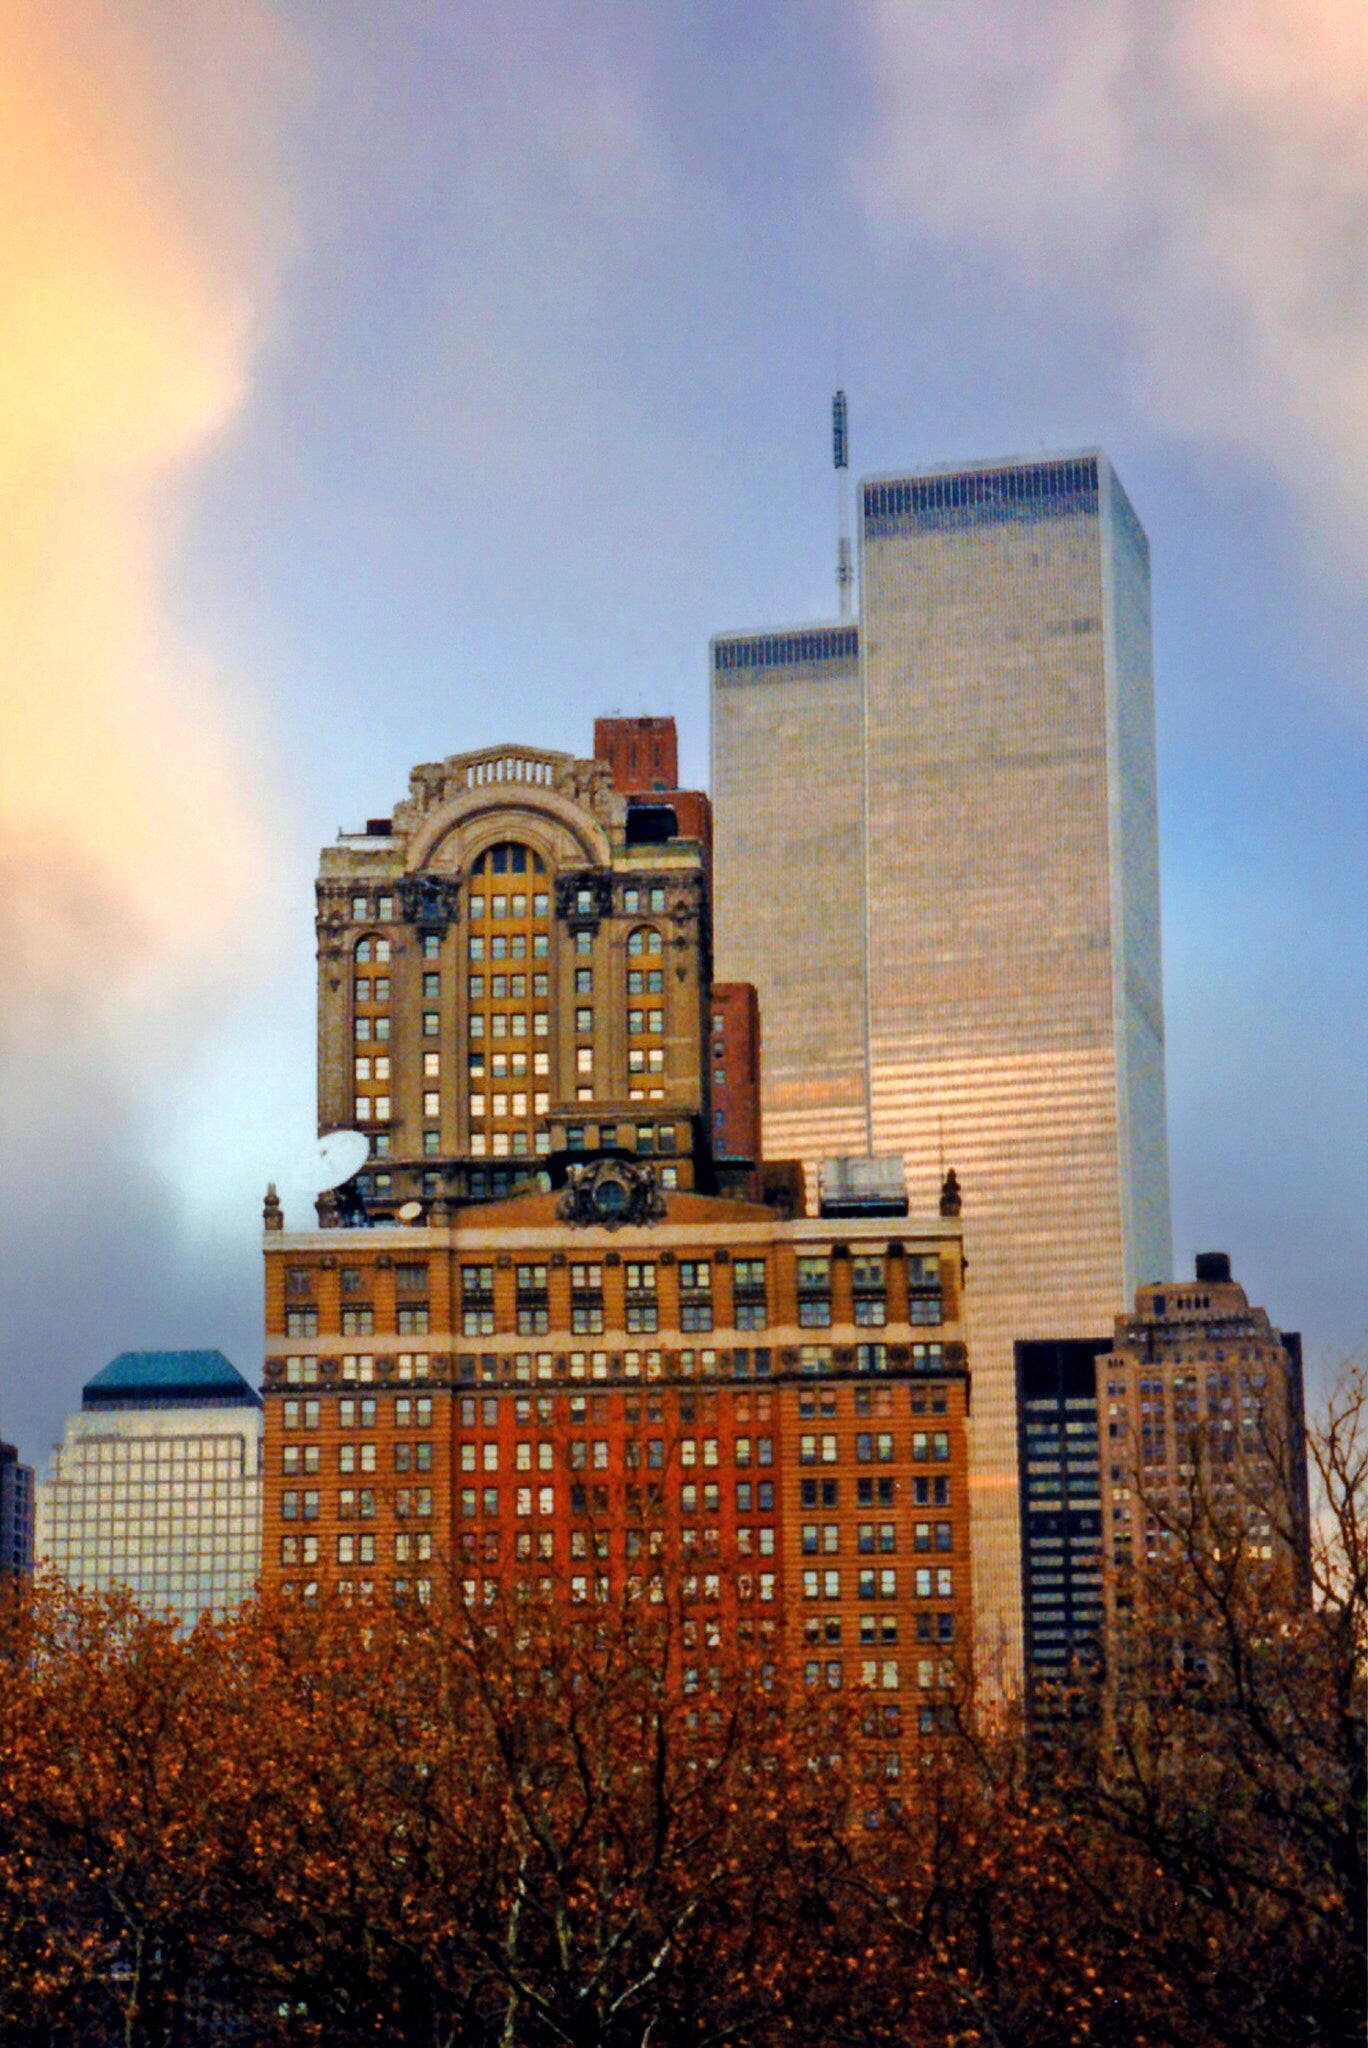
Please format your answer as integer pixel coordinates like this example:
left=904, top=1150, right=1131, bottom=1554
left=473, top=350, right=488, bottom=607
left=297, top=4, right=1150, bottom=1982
left=405, top=787, right=611, bottom=876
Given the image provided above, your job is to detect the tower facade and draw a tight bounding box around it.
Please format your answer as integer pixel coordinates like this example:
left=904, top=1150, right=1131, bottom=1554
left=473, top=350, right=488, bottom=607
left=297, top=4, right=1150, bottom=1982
left=712, top=451, right=1172, bottom=1684
left=710, top=627, right=867, bottom=1167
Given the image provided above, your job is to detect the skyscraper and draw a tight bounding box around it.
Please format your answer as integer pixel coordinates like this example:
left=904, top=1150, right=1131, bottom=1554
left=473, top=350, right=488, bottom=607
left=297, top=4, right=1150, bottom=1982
left=35, top=1351, right=262, bottom=1624
left=712, top=450, right=1172, bottom=1683
left=710, top=627, right=866, bottom=1167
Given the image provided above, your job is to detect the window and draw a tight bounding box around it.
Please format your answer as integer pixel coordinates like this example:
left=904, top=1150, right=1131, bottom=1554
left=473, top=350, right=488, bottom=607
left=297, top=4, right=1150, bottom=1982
left=852, top=1255, right=887, bottom=1326
left=908, top=1254, right=943, bottom=1325
left=796, top=1255, right=831, bottom=1327
left=732, top=1259, right=767, bottom=1330
left=624, top=1261, right=658, bottom=1333
left=679, top=1260, right=712, bottom=1333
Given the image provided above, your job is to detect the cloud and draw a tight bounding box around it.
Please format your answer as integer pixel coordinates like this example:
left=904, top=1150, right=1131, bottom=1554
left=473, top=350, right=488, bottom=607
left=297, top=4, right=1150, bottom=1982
left=852, top=0, right=1368, bottom=564
left=0, top=0, right=293, bottom=1019
left=0, top=1, right=294, bottom=1459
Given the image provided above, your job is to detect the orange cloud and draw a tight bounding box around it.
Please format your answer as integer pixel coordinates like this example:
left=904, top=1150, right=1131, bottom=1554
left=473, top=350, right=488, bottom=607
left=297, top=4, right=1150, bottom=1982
left=0, top=0, right=291, bottom=1030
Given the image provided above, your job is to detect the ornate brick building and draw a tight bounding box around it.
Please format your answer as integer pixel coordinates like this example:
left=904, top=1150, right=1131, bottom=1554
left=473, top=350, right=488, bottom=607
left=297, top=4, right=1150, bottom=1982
left=316, top=738, right=734, bottom=1220
left=264, top=726, right=976, bottom=1781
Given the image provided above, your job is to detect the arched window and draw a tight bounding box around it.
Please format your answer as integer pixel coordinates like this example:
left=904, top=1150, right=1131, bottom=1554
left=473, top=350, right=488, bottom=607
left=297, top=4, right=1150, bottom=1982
left=354, top=934, right=390, bottom=964
left=627, top=925, right=663, bottom=958
left=472, top=841, right=547, bottom=877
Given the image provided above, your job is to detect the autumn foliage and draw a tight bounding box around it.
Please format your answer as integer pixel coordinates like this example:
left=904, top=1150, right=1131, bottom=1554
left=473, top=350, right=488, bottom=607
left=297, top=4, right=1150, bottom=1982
left=1, top=1373, right=1363, bottom=2048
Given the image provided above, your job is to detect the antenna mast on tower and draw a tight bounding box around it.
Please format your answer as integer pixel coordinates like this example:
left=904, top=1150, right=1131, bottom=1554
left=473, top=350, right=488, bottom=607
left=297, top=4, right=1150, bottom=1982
left=833, top=388, right=854, bottom=620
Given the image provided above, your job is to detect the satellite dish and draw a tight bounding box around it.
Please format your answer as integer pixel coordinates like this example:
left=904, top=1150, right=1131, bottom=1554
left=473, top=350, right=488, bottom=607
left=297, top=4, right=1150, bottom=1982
left=396, top=1200, right=424, bottom=1223
left=316, top=1129, right=370, bottom=1192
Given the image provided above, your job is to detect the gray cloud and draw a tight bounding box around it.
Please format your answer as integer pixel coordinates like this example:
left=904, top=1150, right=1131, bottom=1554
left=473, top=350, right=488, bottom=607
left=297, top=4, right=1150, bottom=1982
left=852, top=0, right=1368, bottom=617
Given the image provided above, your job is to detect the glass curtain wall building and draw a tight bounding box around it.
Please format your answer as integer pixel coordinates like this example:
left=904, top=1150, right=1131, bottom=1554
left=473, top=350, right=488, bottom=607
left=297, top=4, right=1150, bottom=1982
left=36, top=1351, right=263, bottom=1624
left=712, top=451, right=1172, bottom=1686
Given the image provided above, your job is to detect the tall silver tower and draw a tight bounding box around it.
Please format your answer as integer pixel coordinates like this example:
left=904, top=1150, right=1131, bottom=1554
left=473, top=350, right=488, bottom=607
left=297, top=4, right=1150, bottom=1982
left=711, top=449, right=1172, bottom=1685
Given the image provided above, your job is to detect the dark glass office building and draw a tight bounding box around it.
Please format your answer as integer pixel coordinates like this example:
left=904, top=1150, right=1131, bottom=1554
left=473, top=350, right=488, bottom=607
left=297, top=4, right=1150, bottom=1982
left=1015, top=1338, right=1109, bottom=1720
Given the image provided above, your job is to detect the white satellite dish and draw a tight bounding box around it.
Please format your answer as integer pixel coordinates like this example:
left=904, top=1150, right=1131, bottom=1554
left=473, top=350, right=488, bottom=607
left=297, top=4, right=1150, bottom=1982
left=316, top=1129, right=370, bottom=1192
left=396, top=1200, right=424, bottom=1223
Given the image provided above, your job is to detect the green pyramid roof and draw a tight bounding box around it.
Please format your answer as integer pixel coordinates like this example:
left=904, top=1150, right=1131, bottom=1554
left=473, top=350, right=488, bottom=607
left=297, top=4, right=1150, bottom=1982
left=83, top=1351, right=260, bottom=1409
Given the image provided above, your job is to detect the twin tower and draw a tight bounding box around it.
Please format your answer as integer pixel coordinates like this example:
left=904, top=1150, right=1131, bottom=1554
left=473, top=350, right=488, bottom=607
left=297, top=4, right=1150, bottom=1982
left=305, top=447, right=1171, bottom=1682
left=712, top=449, right=1171, bottom=1668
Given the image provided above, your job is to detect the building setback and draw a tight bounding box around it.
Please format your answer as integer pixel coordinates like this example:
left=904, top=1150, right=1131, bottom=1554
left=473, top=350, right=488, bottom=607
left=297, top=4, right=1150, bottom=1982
left=712, top=450, right=1173, bottom=1686
left=36, top=1352, right=262, bottom=1624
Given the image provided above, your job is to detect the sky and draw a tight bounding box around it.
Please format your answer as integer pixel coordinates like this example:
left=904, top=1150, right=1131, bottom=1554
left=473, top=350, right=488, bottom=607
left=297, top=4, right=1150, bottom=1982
left=2, top=0, right=1364, bottom=1469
